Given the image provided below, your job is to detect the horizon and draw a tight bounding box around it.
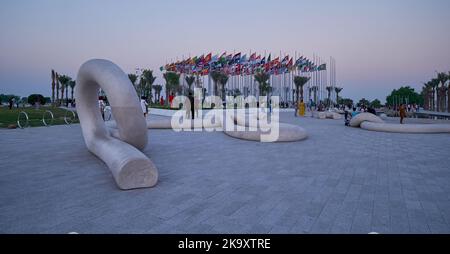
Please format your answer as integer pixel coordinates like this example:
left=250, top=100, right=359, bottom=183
left=1, top=0, right=449, bottom=103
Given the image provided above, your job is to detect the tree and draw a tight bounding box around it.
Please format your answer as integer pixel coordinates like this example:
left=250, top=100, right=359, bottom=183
left=142, top=69, right=156, bottom=102
left=386, top=86, right=423, bottom=107
left=334, top=87, right=343, bottom=105
left=210, top=71, right=222, bottom=97
left=448, top=72, right=450, bottom=113
left=340, top=98, right=353, bottom=107
left=58, top=75, right=71, bottom=106
left=430, top=78, right=439, bottom=111
left=27, top=94, right=46, bottom=106
left=153, top=85, right=162, bottom=102
left=293, top=76, right=310, bottom=105
left=311, top=86, right=319, bottom=104
left=370, top=99, right=382, bottom=108
left=55, top=72, right=60, bottom=105
left=326, top=86, right=333, bottom=108
left=357, top=98, right=370, bottom=108
left=210, top=71, right=229, bottom=100
left=254, top=71, right=271, bottom=96
left=185, top=76, right=196, bottom=94
left=128, top=73, right=138, bottom=93
left=436, top=72, right=448, bottom=112
left=163, top=72, right=180, bottom=106
left=218, top=73, right=229, bottom=100
left=51, top=70, right=56, bottom=105
left=69, top=80, right=76, bottom=104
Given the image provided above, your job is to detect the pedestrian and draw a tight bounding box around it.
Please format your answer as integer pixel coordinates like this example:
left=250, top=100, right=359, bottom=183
left=9, top=98, right=13, bottom=110
left=141, top=96, right=148, bottom=117
left=399, top=103, right=407, bottom=124
left=169, top=92, right=175, bottom=108
left=98, top=96, right=105, bottom=120
left=194, top=93, right=200, bottom=118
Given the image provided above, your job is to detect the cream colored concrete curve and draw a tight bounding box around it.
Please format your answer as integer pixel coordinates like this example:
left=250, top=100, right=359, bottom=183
left=75, top=59, right=158, bottom=190
left=350, top=113, right=450, bottom=133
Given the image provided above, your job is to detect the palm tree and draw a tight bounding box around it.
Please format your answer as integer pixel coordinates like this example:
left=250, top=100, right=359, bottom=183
left=437, top=72, right=448, bottom=112
left=69, top=80, right=76, bottom=105
left=326, top=86, right=333, bottom=108
left=163, top=72, right=180, bottom=106
left=218, top=73, right=229, bottom=101
left=334, top=87, right=343, bottom=105
left=51, top=70, right=56, bottom=106
left=423, top=81, right=433, bottom=110
left=293, top=76, right=310, bottom=105
left=254, top=71, right=271, bottom=96
left=311, top=86, right=319, bottom=105
left=185, top=76, right=196, bottom=94
left=55, top=72, right=60, bottom=105
left=58, top=75, right=71, bottom=107
left=308, top=87, right=313, bottom=103
left=142, top=69, right=156, bottom=103
left=153, top=85, right=162, bottom=102
left=210, top=71, right=222, bottom=97
left=448, top=72, right=450, bottom=113
left=430, top=78, right=439, bottom=111
left=128, top=73, right=138, bottom=95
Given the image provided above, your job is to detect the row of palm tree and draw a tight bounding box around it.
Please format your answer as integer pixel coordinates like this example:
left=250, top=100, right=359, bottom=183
left=421, top=71, right=450, bottom=112
left=128, top=69, right=157, bottom=103
left=51, top=70, right=76, bottom=107
left=326, top=86, right=343, bottom=107
left=292, top=76, right=343, bottom=108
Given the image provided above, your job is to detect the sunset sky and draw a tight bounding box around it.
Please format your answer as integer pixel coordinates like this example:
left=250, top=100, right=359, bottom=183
left=1, top=0, right=449, bottom=102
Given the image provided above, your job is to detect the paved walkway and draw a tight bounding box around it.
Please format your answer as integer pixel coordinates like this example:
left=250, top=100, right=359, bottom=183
left=1, top=113, right=449, bottom=233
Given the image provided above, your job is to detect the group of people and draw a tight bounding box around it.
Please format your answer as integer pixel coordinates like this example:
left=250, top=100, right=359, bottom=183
left=344, top=103, right=409, bottom=126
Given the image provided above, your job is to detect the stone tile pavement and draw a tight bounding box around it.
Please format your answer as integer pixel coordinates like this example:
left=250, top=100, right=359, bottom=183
left=0, top=113, right=449, bottom=233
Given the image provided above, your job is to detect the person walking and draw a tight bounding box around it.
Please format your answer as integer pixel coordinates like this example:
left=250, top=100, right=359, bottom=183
left=98, top=96, right=106, bottom=120
left=141, top=96, right=148, bottom=117
left=399, top=103, right=407, bottom=124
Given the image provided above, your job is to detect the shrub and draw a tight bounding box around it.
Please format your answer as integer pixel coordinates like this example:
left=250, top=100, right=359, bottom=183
left=27, top=94, right=46, bottom=106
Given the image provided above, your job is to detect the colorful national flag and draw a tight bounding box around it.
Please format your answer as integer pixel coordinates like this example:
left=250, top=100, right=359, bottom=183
left=204, top=53, right=212, bottom=64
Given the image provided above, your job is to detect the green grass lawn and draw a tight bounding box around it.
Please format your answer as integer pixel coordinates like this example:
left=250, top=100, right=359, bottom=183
left=0, top=106, right=79, bottom=128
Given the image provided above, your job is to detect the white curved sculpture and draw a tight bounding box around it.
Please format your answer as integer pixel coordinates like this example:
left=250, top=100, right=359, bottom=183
left=350, top=113, right=385, bottom=127
left=350, top=113, right=450, bottom=133
left=312, top=111, right=341, bottom=120
left=360, top=122, right=450, bottom=133
left=75, top=59, right=158, bottom=190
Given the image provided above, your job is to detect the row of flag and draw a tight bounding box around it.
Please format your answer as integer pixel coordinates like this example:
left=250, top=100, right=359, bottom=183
left=160, top=52, right=326, bottom=76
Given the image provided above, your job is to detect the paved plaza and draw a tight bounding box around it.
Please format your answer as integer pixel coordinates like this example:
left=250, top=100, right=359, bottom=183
left=1, top=113, right=449, bottom=233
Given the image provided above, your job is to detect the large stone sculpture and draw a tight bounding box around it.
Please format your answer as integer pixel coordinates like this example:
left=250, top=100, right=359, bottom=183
left=75, top=59, right=158, bottom=190
left=350, top=113, right=450, bottom=133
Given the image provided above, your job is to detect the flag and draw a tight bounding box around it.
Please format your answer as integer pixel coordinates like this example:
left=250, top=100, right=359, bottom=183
left=287, top=57, right=293, bottom=67
left=211, top=54, right=219, bottom=63
left=260, top=57, right=266, bottom=65
left=281, top=55, right=290, bottom=65
left=232, top=52, right=241, bottom=64
left=267, top=54, right=271, bottom=63
left=249, top=52, right=257, bottom=61
left=295, top=56, right=304, bottom=67
left=196, top=55, right=204, bottom=65
left=240, top=54, right=247, bottom=64
left=318, top=63, right=326, bottom=71
left=204, top=53, right=212, bottom=64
